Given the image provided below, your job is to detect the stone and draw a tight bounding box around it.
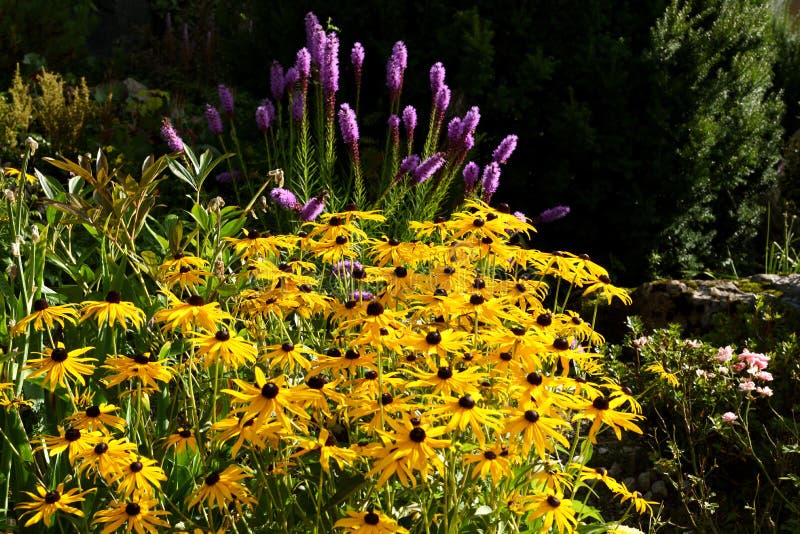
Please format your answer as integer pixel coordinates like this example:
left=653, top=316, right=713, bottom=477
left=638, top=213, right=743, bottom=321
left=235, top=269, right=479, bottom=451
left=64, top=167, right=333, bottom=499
left=651, top=480, right=669, bottom=498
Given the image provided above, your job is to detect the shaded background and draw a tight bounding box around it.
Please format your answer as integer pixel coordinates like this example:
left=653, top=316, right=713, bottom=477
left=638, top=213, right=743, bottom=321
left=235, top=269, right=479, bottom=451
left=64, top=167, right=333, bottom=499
left=3, top=0, right=800, bottom=285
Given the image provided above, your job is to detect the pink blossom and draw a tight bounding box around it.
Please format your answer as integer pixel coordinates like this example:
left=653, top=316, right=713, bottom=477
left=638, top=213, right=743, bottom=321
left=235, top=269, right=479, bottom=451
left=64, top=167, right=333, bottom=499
left=717, top=366, right=729, bottom=375
left=738, top=350, right=770, bottom=370
left=756, top=386, right=774, bottom=397
left=633, top=337, right=649, bottom=349
left=732, top=362, right=747, bottom=372
left=738, top=379, right=756, bottom=392
left=684, top=339, right=702, bottom=348
left=754, top=371, right=773, bottom=382
left=715, top=345, right=734, bottom=363
left=721, top=412, right=738, bottom=423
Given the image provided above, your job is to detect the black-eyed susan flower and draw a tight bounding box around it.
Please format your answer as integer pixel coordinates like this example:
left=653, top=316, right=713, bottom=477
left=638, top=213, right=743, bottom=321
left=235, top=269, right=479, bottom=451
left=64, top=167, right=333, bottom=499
left=262, top=340, right=317, bottom=372
left=347, top=391, right=416, bottom=433
left=92, top=498, right=171, bottom=533
left=512, top=492, right=577, bottom=534
left=367, top=236, right=428, bottom=267
left=33, top=427, right=102, bottom=464
left=64, top=403, right=126, bottom=434
left=463, top=443, right=513, bottom=481
left=572, top=396, right=644, bottom=444
left=10, top=298, right=78, bottom=337
left=427, top=393, right=501, bottom=445
left=531, top=463, right=574, bottom=495
left=370, top=417, right=450, bottom=483
left=102, top=353, right=174, bottom=391
left=162, top=265, right=211, bottom=291
left=222, top=368, right=308, bottom=428
left=211, top=415, right=284, bottom=457
left=191, top=328, right=258, bottom=369
left=79, top=290, right=146, bottom=329
left=645, top=362, right=679, bottom=388
left=158, top=251, right=208, bottom=274
left=24, top=343, right=96, bottom=391
left=334, top=509, right=409, bottom=533
left=76, top=436, right=138, bottom=482
left=403, top=328, right=470, bottom=360
left=407, top=364, right=484, bottom=397
left=617, top=486, right=659, bottom=515
left=186, top=464, right=257, bottom=511
left=110, top=455, right=168, bottom=498
left=163, top=427, right=199, bottom=455
left=152, top=292, right=232, bottom=332
left=15, top=482, right=94, bottom=528
left=570, top=464, right=626, bottom=495
left=225, top=228, right=290, bottom=260
left=581, top=274, right=632, bottom=305
left=289, top=428, right=359, bottom=474
left=503, top=406, right=570, bottom=459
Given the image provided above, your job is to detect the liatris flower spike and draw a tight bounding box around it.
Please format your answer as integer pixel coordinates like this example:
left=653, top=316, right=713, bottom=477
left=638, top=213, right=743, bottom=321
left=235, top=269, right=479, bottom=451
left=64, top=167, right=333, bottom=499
left=351, top=42, right=364, bottom=82
left=160, top=118, right=184, bottom=152
left=338, top=104, right=359, bottom=146
left=270, top=188, right=300, bottom=210
left=218, top=84, right=234, bottom=115
left=430, top=61, right=446, bottom=94
left=492, top=134, right=518, bottom=164
left=463, top=161, right=479, bottom=193
left=322, top=32, right=340, bottom=97
left=481, top=161, right=501, bottom=202
left=414, top=153, right=446, bottom=184
left=256, top=100, right=275, bottom=132
left=300, top=194, right=326, bottom=221
left=205, top=104, right=223, bottom=135
left=271, top=61, right=285, bottom=102
left=534, top=206, right=571, bottom=224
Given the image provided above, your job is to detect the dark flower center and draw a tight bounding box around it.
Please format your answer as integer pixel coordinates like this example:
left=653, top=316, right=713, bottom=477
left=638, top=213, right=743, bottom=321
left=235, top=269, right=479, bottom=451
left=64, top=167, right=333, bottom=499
left=433, top=288, right=448, bottom=296
left=524, top=410, right=540, bottom=423
left=345, top=300, right=357, bottom=309
left=405, top=354, right=417, bottom=362
left=463, top=352, right=474, bottom=362
left=526, top=372, right=543, bottom=386
left=364, top=370, right=378, bottom=380
left=335, top=235, right=348, bottom=245
left=388, top=238, right=400, bottom=246
left=364, top=511, right=380, bottom=525
left=511, top=326, right=526, bottom=336
left=179, top=429, right=192, bottom=438
left=536, top=313, right=552, bottom=326
left=469, top=294, right=485, bottom=305
left=325, top=434, right=337, bottom=447
left=546, top=495, right=561, bottom=508
left=173, top=251, right=185, bottom=259
left=187, top=295, right=205, bottom=306
left=458, top=395, right=475, bottom=409
left=443, top=266, right=455, bottom=274
left=261, top=382, right=280, bottom=399
left=409, top=427, right=427, bottom=443
left=437, top=366, right=453, bottom=379
left=621, top=386, right=633, bottom=396
left=281, top=342, right=295, bottom=352
left=352, top=268, right=366, bottom=279
left=33, top=298, right=50, bottom=311
left=278, top=263, right=292, bottom=273
left=380, top=393, right=393, bottom=405
left=596, top=467, right=608, bottom=476
left=86, top=406, right=101, bottom=418
left=481, top=237, right=493, bottom=244
left=473, top=278, right=486, bottom=289
left=307, top=375, right=326, bottom=389
left=133, top=353, right=150, bottom=365
left=345, top=349, right=360, bottom=360
left=65, top=428, right=81, bottom=441
left=425, top=331, right=442, bottom=345
left=366, top=302, right=384, bottom=316
left=410, top=417, right=421, bottom=426
left=572, top=316, right=583, bottom=325
left=326, top=348, right=342, bottom=358
left=515, top=283, right=526, bottom=293
left=94, top=442, right=109, bottom=454
left=472, top=218, right=485, bottom=228
left=105, top=290, right=122, bottom=303
left=205, top=471, right=220, bottom=486
left=553, top=338, right=569, bottom=351
left=499, top=352, right=512, bottom=362
left=593, top=396, right=610, bottom=410
left=599, top=274, right=612, bottom=284
left=215, top=330, right=230, bottom=341
left=50, top=347, right=69, bottom=362
left=483, top=450, right=497, bottom=460
left=125, top=503, right=142, bottom=516
left=394, top=266, right=408, bottom=278
left=379, top=328, right=389, bottom=336
left=179, top=265, right=191, bottom=274
left=129, top=461, right=144, bottom=473
left=44, top=490, right=60, bottom=504
left=328, top=216, right=343, bottom=226
left=298, top=284, right=312, bottom=293
left=434, top=215, right=446, bottom=223
left=246, top=229, right=261, bottom=239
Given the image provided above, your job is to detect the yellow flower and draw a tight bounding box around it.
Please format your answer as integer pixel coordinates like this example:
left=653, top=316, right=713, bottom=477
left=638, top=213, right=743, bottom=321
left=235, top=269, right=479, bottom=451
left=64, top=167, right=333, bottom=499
left=262, top=340, right=318, bottom=373
left=24, top=343, right=96, bottom=391
left=618, top=487, right=659, bottom=515
left=152, top=293, right=232, bottom=332
left=186, top=464, right=257, bottom=511
left=11, top=298, right=78, bottom=336
left=512, top=492, right=578, bottom=534
left=645, top=362, right=679, bottom=388
left=503, top=406, right=570, bottom=459
left=289, top=428, right=359, bottom=474
left=191, top=328, right=258, bottom=369
left=64, top=403, right=127, bottom=434
left=109, top=455, right=168, bottom=498
left=16, top=482, right=94, bottom=528
left=370, top=417, right=450, bottom=483
left=102, top=353, right=174, bottom=391
left=222, top=367, right=308, bottom=428
left=3, top=166, right=37, bottom=184
left=407, top=364, right=484, bottom=397
left=158, top=252, right=208, bottom=275
left=334, top=509, right=409, bottom=533
left=427, top=393, right=501, bottom=446
left=34, top=427, right=102, bottom=464
left=163, top=427, right=199, bottom=455
left=572, top=396, right=644, bottom=444
left=79, top=290, right=146, bottom=329
left=463, top=443, right=513, bottom=481
left=92, top=498, right=171, bottom=533
left=581, top=274, right=632, bottom=305
left=76, top=436, right=138, bottom=482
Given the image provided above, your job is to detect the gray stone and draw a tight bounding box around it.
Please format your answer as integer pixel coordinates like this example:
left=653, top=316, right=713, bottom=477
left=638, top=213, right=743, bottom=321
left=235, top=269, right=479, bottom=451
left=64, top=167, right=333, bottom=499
left=651, top=480, right=669, bottom=498
left=637, top=471, right=654, bottom=490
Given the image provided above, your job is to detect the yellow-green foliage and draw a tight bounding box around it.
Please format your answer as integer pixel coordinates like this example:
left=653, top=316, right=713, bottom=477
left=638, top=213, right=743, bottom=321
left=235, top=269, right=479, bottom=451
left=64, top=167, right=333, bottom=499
left=35, top=69, right=91, bottom=153
left=0, top=65, right=33, bottom=154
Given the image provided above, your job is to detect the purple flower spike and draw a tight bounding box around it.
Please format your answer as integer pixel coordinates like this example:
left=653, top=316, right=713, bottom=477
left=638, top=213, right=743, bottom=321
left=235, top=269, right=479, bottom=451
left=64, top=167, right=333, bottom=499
left=388, top=114, right=400, bottom=131
left=463, top=161, right=479, bottom=191
left=284, top=67, right=299, bottom=91
left=462, top=106, right=481, bottom=135
left=463, top=133, right=475, bottom=152
left=216, top=170, right=242, bottom=183
left=338, top=103, right=359, bottom=146
left=534, top=206, right=571, bottom=224
left=414, top=153, right=446, bottom=184
left=296, top=48, right=311, bottom=80
left=513, top=211, right=528, bottom=224
left=205, top=104, right=223, bottom=135
left=270, top=187, right=300, bottom=210
left=291, top=92, right=305, bottom=122
left=351, top=42, right=364, bottom=71
left=256, top=100, right=274, bottom=132
left=322, top=32, right=340, bottom=96
left=446, top=117, right=463, bottom=145
left=270, top=61, right=285, bottom=102
left=160, top=118, right=184, bottom=152
left=218, top=84, right=234, bottom=115
left=399, top=154, right=420, bottom=176
left=300, top=195, right=326, bottom=221
left=350, top=290, right=374, bottom=302
left=481, top=161, right=501, bottom=202
left=333, top=259, right=364, bottom=278
left=435, top=85, right=451, bottom=113
left=386, top=41, right=407, bottom=99
left=310, top=25, right=327, bottom=69
left=402, top=105, right=417, bottom=136
left=430, top=62, right=446, bottom=94
left=492, top=134, right=518, bottom=164
left=392, top=41, right=408, bottom=69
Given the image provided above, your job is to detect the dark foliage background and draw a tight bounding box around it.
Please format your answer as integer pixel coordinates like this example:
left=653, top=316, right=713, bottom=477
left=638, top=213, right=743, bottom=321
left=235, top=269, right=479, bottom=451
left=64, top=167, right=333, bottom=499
left=4, top=0, right=800, bottom=284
